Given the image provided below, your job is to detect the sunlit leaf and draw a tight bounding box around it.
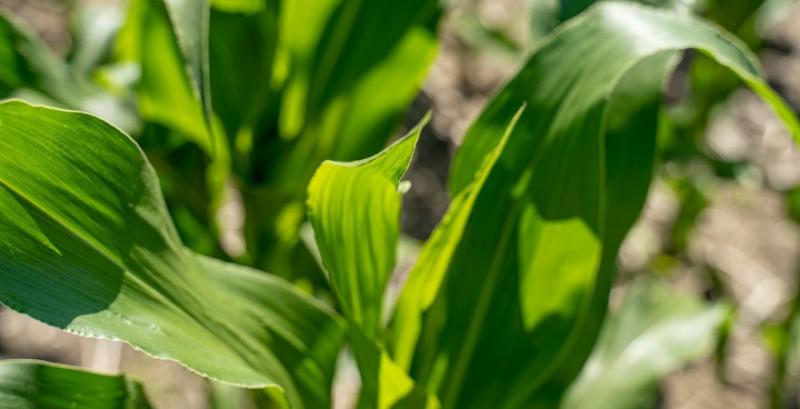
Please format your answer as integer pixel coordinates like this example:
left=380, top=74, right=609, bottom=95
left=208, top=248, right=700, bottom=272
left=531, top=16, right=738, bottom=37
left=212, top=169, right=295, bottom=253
left=308, top=116, right=437, bottom=408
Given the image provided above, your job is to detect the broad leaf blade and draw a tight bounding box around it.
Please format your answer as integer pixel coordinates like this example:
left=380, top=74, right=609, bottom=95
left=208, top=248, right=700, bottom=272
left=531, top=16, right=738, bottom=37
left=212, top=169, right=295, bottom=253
left=0, top=100, right=344, bottom=409
left=393, top=3, right=799, bottom=408
left=0, top=360, right=152, bottom=409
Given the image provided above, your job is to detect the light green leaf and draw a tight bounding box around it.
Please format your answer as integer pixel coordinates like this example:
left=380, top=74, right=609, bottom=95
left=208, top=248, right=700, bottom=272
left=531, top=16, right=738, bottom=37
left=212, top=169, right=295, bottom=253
left=308, top=117, right=426, bottom=337
left=563, top=278, right=728, bottom=409
left=0, top=100, right=345, bottom=409
left=307, top=115, right=436, bottom=408
left=0, top=360, right=152, bottom=409
left=391, top=3, right=799, bottom=409
left=388, top=105, right=526, bottom=370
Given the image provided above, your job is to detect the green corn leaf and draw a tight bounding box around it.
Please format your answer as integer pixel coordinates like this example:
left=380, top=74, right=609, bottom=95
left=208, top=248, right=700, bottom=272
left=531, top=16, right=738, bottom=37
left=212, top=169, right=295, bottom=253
left=117, top=0, right=215, bottom=151
left=0, top=100, right=345, bottom=409
left=563, top=278, right=728, bottom=409
left=308, top=116, right=437, bottom=408
left=388, top=105, right=526, bottom=370
left=308, top=116, right=427, bottom=337
left=0, top=360, right=152, bottom=409
left=390, top=3, right=799, bottom=409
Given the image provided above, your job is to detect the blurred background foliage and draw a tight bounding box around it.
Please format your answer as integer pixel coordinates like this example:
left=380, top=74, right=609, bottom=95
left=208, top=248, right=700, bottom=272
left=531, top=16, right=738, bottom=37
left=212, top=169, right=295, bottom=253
left=2, top=0, right=800, bottom=408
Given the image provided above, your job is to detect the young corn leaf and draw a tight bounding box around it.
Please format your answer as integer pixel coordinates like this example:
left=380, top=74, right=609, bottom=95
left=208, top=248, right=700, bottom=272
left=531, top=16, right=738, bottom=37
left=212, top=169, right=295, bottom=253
left=0, top=100, right=344, bottom=409
left=388, top=105, right=526, bottom=370
left=307, top=116, right=438, bottom=408
left=0, top=360, right=152, bottom=409
left=392, top=3, right=800, bottom=409
left=563, top=277, right=729, bottom=409
left=308, top=117, right=427, bottom=337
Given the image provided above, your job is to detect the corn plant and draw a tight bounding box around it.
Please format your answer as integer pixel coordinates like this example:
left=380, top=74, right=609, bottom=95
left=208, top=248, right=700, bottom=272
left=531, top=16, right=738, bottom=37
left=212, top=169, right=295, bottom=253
left=0, top=1, right=798, bottom=408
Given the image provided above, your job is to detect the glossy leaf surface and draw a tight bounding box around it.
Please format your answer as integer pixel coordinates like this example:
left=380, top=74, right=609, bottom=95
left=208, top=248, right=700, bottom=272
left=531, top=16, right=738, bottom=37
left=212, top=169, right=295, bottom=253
left=308, top=117, right=437, bottom=408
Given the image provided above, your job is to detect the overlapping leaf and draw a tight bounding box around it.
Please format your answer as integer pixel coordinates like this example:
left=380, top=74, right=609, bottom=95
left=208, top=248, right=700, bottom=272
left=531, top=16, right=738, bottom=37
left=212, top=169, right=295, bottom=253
left=0, top=360, right=152, bottom=409
left=0, top=100, right=344, bottom=409
left=389, top=3, right=800, bottom=409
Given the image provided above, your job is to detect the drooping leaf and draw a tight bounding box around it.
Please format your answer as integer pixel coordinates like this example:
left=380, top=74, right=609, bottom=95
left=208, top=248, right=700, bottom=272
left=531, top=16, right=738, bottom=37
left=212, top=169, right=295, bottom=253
left=0, top=100, right=345, bottom=409
left=563, top=277, right=728, bottom=409
left=0, top=360, right=152, bottom=409
left=390, top=3, right=799, bottom=409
